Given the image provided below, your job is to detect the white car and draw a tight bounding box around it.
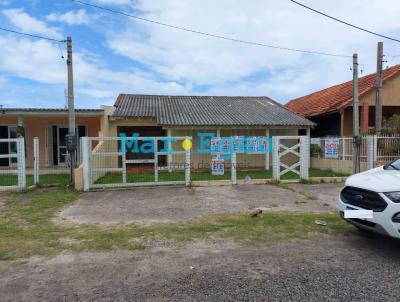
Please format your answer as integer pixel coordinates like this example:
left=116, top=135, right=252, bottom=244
left=338, top=158, right=400, bottom=238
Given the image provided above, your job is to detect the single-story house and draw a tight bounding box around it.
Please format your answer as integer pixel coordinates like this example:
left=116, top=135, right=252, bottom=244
left=0, top=108, right=103, bottom=168
left=285, top=64, right=400, bottom=137
left=0, top=94, right=314, bottom=170
left=102, top=94, right=314, bottom=169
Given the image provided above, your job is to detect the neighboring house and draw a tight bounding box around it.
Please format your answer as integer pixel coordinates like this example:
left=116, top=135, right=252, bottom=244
left=0, top=94, right=314, bottom=170
left=285, top=64, right=400, bottom=137
left=102, top=94, right=315, bottom=169
left=0, top=108, right=103, bottom=168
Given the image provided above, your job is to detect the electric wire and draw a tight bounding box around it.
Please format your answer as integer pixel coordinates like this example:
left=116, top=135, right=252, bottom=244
left=71, top=0, right=351, bottom=58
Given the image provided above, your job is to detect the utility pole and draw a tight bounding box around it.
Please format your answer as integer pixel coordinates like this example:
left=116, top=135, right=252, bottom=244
left=375, top=42, right=384, bottom=135
left=352, top=53, right=360, bottom=174
left=66, top=36, right=76, bottom=187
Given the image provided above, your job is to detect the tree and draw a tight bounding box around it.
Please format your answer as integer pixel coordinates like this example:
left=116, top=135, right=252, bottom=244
left=382, top=114, right=400, bottom=135
left=381, top=114, right=400, bottom=154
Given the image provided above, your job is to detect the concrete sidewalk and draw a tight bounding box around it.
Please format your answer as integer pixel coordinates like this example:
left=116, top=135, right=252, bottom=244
left=56, top=183, right=343, bottom=225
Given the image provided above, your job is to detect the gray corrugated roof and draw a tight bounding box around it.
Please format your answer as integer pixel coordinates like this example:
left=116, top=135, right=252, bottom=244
left=0, top=108, right=104, bottom=116
left=112, top=94, right=314, bottom=127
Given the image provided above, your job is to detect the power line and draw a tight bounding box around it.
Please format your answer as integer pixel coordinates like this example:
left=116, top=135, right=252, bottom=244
left=72, top=0, right=351, bottom=58
left=0, top=26, right=66, bottom=42
left=287, top=0, right=400, bottom=43
left=386, top=54, right=400, bottom=67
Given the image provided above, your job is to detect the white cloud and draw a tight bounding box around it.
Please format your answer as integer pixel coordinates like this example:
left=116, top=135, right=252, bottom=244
left=105, top=0, right=400, bottom=102
left=0, top=8, right=187, bottom=106
left=0, top=36, right=66, bottom=84
left=2, top=8, right=63, bottom=39
left=46, top=9, right=90, bottom=26
left=0, top=34, right=187, bottom=107
left=2, top=1, right=400, bottom=108
left=91, top=0, right=133, bottom=5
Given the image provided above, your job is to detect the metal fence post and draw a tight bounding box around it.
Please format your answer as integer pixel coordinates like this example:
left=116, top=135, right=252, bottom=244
left=79, top=137, right=83, bottom=166
left=265, top=129, right=270, bottom=171
left=367, top=135, right=376, bottom=170
left=300, top=136, right=309, bottom=180
left=341, top=138, right=346, bottom=161
left=33, top=137, right=39, bottom=185
left=231, top=151, right=237, bottom=185
left=185, top=136, right=191, bottom=186
left=373, top=135, right=378, bottom=167
left=17, top=137, right=26, bottom=191
left=154, top=138, right=159, bottom=183
left=272, top=136, right=279, bottom=181
left=82, top=137, right=90, bottom=191
left=167, top=128, right=172, bottom=172
left=122, top=152, right=127, bottom=184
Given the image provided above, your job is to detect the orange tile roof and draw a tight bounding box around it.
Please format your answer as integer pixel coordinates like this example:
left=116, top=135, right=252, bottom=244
left=285, top=64, right=400, bottom=117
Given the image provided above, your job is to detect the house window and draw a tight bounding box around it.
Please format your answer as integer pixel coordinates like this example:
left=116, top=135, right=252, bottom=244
left=0, top=125, right=18, bottom=166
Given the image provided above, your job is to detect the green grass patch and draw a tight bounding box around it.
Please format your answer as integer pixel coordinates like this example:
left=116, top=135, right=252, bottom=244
left=0, top=188, right=355, bottom=261
left=0, top=174, right=69, bottom=187
left=0, top=175, right=18, bottom=186
left=30, top=174, right=69, bottom=186
left=95, top=168, right=348, bottom=184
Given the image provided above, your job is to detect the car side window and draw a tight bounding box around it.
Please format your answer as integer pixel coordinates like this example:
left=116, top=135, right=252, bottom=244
left=385, top=159, right=400, bottom=170
left=392, top=159, right=400, bottom=170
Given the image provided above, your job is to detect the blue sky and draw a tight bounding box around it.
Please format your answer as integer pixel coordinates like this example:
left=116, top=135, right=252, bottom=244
left=0, top=0, right=400, bottom=108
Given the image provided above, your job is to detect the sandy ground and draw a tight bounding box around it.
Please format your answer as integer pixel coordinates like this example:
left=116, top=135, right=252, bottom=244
left=1, top=233, right=400, bottom=301
left=3, top=183, right=400, bottom=301
left=56, top=183, right=343, bottom=225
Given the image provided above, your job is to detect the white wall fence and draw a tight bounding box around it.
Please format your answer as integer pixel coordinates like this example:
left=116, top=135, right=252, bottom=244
left=311, top=135, right=400, bottom=174
left=5, top=135, right=395, bottom=191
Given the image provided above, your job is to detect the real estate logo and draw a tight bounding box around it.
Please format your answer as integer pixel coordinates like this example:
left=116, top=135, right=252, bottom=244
left=119, top=132, right=272, bottom=159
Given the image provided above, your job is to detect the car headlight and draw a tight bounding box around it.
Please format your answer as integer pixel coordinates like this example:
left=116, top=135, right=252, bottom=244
left=384, top=192, right=400, bottom=203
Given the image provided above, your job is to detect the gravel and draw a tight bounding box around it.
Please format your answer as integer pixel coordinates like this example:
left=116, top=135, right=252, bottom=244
left=1, top=233, right=400, bottom=301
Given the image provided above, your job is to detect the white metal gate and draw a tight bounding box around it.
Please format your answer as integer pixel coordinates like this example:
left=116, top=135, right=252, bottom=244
left=82, top=136, right=191, bottom=191
left=0, top=137, right=26, bottom=191
left=272, top=136, right=309, bottom=181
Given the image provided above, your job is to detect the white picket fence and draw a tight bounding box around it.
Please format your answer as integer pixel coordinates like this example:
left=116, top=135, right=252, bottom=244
left=375, top=135, right=400, bottom=163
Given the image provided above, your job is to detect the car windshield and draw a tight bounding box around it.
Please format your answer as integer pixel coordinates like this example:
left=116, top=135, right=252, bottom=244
left=384, top=159, right=400, bottom=170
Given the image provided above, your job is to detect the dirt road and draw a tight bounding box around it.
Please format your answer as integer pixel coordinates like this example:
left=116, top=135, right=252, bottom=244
left=1, top=233, right=400, bottom=302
